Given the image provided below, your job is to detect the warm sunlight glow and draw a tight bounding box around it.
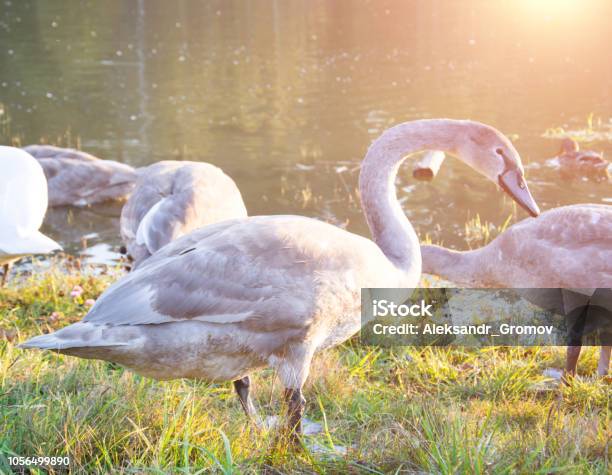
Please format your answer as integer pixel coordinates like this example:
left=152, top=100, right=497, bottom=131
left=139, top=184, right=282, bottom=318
left=515, top=0, right=599, bottom=19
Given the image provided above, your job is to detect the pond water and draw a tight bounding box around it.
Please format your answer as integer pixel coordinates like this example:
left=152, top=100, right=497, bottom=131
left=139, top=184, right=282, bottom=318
left=1, top=0, right=611, bottom=264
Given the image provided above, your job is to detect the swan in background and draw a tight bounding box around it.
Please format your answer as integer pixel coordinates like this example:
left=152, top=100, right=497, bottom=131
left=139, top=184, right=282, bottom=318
left=0, top=147, right=62, bottom=285
left=21, top=119, right=538, bottom=440
left=120, top=161, right=248, bottom=268
left=22, top=145, right=138, bottom=207
left=421, top=204, right=612, bottom=377
left=551, top=138, right=610, bottom=181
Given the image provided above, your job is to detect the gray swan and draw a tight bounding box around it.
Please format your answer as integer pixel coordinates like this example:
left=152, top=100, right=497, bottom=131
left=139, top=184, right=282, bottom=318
left=421, top=204, right=612, bottom=377
left=22, top=145, right=138, bottom=207
left=21, top=119, right=538, bottom=439
left=120, top=161, right=248, bottom=268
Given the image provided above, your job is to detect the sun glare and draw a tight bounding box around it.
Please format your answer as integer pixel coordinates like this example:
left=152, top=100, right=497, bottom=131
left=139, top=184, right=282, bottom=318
left=516, top=0, right=597, bottom=17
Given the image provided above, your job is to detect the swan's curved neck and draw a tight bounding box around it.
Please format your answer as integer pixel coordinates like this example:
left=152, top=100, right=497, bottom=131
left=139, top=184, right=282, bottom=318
left=359, top=120, right=464, bottom=275
left=420, top=244, right=484, bottom=285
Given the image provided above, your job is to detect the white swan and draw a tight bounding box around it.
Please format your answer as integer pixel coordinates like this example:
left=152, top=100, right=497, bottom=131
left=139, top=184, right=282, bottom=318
left=120, top=161, right=248, bottom=268
left=421, top=204, right=612, bottom=377
left=20, top=119, right=538, bottom=438
left=0, top=146, right=62, bottom=284
left=22, top=145, right=138, bottom=207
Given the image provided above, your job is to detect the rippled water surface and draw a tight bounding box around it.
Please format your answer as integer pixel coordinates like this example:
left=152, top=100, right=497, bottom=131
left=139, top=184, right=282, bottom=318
left=1, top=0, right=611, bottom=263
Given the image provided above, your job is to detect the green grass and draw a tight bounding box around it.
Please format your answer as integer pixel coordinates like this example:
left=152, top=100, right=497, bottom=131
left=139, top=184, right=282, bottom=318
left=0, top=265, right=610, bottom=474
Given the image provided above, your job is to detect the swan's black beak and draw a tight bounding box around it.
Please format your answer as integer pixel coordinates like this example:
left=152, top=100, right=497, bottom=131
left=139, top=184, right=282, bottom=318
left=498, top=169, right=540, bottom=217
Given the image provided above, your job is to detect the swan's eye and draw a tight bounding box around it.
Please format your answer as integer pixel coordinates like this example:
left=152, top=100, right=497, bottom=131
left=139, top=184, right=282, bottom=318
left=495, top=148, right=504, bottom=156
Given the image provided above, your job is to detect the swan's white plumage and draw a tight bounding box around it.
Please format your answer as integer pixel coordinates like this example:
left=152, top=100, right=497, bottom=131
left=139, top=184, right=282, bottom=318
left=0, top=146, right=61, bottom=264
left=1, top=147, right=47, bottom=234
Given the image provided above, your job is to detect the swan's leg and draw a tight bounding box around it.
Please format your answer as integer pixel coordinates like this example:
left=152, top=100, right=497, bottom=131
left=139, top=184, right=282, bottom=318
left=233, top=376, right=262, bottom=426
left=563, top=346, right=582, bottom=382
left=284, top=387, right=306, bottom=441
left=597, top=346, right=611, bottom=376
left=1, top=263, right=11, bottom=287
left=564, top=304, right=588, bottom=381
left=271, top=345, right=314, bottom=444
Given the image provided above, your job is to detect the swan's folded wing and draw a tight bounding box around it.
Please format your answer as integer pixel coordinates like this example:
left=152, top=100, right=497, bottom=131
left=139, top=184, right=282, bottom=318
left=85, top=219, right=316, bottom=331
left=134, top=195, right=189, bottom=255
left=23, top=145, right=99, bottom=162
left=120, top=185, right=159, bottom=243
left=120, top=164, right=180, bottom=250
left=133, top=186, right=246, bottom=257
left=70, top=160, right=137, bottom=195
left=41, top=158, right=136, bottom=203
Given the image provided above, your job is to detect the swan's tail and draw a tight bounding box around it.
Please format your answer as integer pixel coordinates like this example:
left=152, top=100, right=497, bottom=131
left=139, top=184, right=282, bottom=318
left=19, top=322, right=129, bottom=352
left=19, top=332, right=75, bottom=351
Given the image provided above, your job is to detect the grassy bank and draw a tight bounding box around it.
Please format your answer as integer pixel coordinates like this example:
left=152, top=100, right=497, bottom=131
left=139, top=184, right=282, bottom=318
left=0, top=264, right=610, bottom=474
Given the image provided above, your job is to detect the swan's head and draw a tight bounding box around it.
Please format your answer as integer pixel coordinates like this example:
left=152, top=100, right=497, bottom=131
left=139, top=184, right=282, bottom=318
left=560, top=137, right=579, bottom=154
left=456, top=123, right=540, bottom=217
